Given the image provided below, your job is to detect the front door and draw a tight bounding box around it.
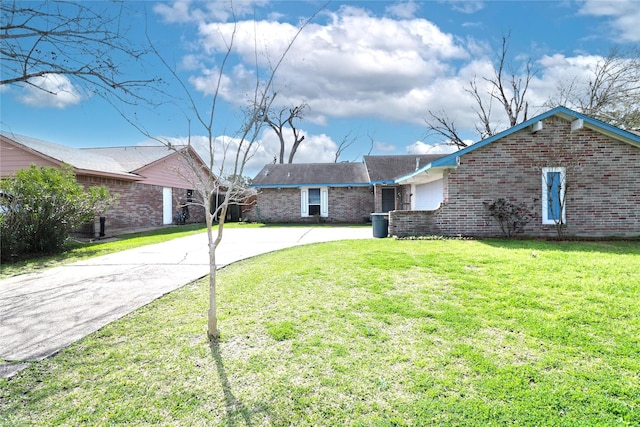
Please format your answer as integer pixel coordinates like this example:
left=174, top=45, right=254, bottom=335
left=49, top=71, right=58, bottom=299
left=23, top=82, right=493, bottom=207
left=381, top=188, right=396, bottom=212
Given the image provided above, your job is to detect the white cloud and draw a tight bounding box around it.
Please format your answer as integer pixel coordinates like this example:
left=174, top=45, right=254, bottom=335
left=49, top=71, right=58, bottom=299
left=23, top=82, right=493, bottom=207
left=440, top=1, right=485, bottom=14
left=188, top=6, right=468, bottom=127
left=385, top=1, right=420, bottom=19
left=157, top=3, right=635, bottom=148
left=19, top=74, right=83, bottom=109
left=154, top=0, right=268, bottom=24
left=374, top=141, right=397, bottom=152
left=578, top=0, right=640, bottom=42
left=151, top=126, right=339, bottom=178
left=257, top=128, right=337, bottom=166
left=406, top=140, right=458, bottom=154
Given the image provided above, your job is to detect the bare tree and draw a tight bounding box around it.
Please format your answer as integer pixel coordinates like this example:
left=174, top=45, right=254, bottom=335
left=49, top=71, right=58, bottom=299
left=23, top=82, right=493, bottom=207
left=425, top=109, right=468, bottom=149
left=490, top=34, right=532, bottom=128
left=546, top=47, right=640, bottom=130
left=333, top=130, right=358, bottom=162
left=261, top=102, right=307, bottom=163
left=124, top=12, right=321, bottom=341
left=1, top=1, right=157, bottom=103
left=425, top=34, right=534, bottom=148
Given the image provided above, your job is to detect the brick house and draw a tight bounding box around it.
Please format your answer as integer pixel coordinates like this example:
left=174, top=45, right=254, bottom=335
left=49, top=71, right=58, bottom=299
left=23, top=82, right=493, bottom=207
left=0, top=131, right=218, bottom=236
left=392, top=106, right=640, bottom=238
left=250, top=107, right=639, bottom=237
left=248, top=155, right=448, bottom=224
left=249, top=162, right=373, bottom=223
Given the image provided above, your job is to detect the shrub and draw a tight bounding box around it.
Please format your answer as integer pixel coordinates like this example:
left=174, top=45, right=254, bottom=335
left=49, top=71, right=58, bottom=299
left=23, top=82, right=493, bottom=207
left=483, top=198, right=533, bottom=238
left=0, top=164, right=114, bottom=261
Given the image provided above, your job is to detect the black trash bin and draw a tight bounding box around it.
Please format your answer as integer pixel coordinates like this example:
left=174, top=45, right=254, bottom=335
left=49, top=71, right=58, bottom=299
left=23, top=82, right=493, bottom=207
left=370, top=213, right=389, bottom=238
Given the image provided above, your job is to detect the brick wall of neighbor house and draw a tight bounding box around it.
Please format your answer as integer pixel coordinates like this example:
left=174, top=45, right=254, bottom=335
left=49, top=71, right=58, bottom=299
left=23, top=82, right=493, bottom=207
left=330, top=187, right=375, bottom=222
left=77, top=176, right=162, bottom=232
left=424, top=117, right=640, bottom=237
left=249, top=187, right=374, bottom=223
left=77, top=176, right=205, bottom=234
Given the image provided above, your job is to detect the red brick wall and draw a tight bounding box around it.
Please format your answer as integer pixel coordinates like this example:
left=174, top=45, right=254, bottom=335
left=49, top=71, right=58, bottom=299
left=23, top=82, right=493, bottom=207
left=77, top=176, right=205, bottom=234
left=249, top=187, right=374, bottom=223
left=403, top=117, right=640, bottom=238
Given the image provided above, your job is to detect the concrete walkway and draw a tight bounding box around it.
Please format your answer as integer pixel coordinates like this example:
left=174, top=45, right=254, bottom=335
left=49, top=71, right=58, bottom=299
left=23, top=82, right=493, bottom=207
left=0, top=226, right=372, bottom=378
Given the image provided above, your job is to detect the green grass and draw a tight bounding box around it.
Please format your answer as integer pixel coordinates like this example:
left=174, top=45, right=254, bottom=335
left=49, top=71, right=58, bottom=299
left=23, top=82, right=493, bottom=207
left=1, top=239, right=639, bottom=426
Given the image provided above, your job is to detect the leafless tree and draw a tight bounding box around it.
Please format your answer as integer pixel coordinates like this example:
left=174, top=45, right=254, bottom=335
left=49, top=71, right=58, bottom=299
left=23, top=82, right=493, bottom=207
left=545, top=47, right=640, bottom=130
left=425, top=109, right=468, bottom=148
left=124, top=11, right=321, bottom=341
left=425, top=34, right=534, bottom=148
left=334, top=130, right=359, bottom=162
left=261, top=102, right=307, bottom=163
left=0, top=1, right=157, bottom=103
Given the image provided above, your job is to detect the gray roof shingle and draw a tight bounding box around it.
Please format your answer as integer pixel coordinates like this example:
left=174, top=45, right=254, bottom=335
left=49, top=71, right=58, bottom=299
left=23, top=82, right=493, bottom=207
left=1, top=131, right=189, bottom=179
left=363, top=154, right=448, bottom=182
left=252, top=162, right=370, bottom=187
left=82, top=146, right=184, bottom=172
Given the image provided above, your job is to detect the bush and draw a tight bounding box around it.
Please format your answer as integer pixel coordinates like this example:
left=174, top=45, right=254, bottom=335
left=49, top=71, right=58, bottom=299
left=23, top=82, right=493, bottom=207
left=0, top=164, right=113, bottom=261
left=483, top=198, right=533, bottom=238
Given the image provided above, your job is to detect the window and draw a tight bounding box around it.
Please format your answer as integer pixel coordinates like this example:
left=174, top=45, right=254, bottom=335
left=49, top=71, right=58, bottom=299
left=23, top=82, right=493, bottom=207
left=308, top=188, right=321, bottom=215
left=542, top=167, right=566, bottom=224
left=301, top=187, right=328, bottom=217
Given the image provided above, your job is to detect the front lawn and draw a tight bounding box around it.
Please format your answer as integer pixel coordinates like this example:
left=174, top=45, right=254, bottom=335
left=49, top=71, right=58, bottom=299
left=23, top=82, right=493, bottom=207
left=1, top=239, right=638, bottom=426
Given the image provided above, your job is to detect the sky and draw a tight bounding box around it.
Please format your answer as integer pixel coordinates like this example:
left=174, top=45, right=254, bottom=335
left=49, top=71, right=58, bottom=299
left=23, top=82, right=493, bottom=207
left=2, top=0, right=639, bottom=177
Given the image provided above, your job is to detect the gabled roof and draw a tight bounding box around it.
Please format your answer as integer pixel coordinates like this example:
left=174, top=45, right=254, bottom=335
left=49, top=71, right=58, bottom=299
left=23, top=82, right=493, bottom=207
left=396, top=106, right=640, bottom=183
left=82, top=146, right=186, bottom=173
left=1, top=131, right=141, bottom=179
left=0, top=131, right=208, bottom=183
left=364, top=154, right=447, bottom=184
left=251, top=162, right=370, bottom=188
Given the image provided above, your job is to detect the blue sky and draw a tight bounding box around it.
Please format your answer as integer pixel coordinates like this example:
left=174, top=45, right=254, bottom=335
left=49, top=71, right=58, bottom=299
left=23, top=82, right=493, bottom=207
left=2, top=0, right=639, bottom=177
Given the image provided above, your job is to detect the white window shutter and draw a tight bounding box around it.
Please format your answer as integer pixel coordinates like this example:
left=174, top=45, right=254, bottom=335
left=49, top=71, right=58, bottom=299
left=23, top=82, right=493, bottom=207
left=321, top=189, right=328, bottom=217
left=300, top=188, right=308, bottom=216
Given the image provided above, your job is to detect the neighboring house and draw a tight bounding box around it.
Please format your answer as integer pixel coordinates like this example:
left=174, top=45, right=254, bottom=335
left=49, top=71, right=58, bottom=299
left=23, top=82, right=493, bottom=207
left=249, top=162, right=372, bottom=223
left=0, top=131, right=216, bottom=236
left=392, top=106, right=640, bottom=237
left=249, top=155, right=448, bottom=223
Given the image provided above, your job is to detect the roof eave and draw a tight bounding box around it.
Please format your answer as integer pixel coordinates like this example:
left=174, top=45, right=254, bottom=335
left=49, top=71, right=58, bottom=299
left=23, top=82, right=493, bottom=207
left=370, top=180, right=397, bottom=185
left=553, top=109, right=640, bottom=147
left=251, top=182, right=371, bottom=189
left=74, top=169, right=143, bottom=181
left=395, top=165, right=450, bottom=184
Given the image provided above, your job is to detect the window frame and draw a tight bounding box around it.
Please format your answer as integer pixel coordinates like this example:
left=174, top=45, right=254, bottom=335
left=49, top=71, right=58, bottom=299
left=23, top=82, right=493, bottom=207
left=541, top=167, right=566, bottom=225
left=300, top=187, right=328, bottom=218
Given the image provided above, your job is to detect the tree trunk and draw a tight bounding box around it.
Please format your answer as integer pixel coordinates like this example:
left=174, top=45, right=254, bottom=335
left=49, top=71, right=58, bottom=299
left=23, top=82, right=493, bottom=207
left=206, top=202, right=225, bottom=341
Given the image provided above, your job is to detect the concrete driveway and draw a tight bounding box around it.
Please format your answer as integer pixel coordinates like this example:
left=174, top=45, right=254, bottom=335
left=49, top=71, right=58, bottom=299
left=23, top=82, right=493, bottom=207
left=0, top=226, right=372, bottom=378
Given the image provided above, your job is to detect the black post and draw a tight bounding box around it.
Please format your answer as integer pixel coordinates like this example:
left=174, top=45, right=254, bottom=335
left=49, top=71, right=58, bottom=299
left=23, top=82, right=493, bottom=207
left=99, top=216, right=106, bottom=237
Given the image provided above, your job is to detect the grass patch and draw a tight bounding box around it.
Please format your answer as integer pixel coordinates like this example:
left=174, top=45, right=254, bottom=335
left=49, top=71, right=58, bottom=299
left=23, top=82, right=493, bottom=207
left=1, top=239, right=638, bottom=425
